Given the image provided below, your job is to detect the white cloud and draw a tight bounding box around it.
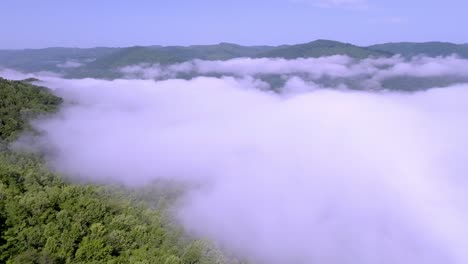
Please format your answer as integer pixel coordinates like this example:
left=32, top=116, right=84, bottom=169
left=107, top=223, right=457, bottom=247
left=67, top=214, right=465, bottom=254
left=13, top=72, right=468, bottom=264
left=118, top=55, right=468, bottom=91
left=57, top=60, right=84, bottom=69
left=0, top=68, right=61, bottom=80
left=5, top=54, right=468, bottom=263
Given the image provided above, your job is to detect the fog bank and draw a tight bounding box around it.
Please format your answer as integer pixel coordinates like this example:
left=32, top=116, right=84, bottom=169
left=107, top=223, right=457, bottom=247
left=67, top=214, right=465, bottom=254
left=3, top=58, right=468, bottom=263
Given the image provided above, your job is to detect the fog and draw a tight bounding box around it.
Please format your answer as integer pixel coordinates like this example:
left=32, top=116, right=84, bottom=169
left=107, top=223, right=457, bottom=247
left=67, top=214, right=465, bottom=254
left=119, top=55, right=468, bottom=85
left=3, top=55, right=468, bottom=263
left=57, top=60, right=84, bottom=69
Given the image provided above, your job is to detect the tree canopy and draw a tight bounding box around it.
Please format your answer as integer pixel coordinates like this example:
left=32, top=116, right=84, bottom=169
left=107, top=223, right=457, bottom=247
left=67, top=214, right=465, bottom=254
left=0, top=78, right=238, bottom=264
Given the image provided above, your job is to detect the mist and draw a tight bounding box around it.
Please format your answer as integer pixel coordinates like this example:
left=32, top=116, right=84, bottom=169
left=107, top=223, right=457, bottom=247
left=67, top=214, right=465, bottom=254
left=5, top=55, right=468, bottom=263
left=119, top=55, right=468, bottom=85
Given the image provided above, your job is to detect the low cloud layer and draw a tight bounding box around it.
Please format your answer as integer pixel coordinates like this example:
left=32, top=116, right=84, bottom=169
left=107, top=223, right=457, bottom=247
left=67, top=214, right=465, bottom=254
left=3, top=55, right=468, bottom=263
left=0, top=68, right=61, bottom=80
left=57, top=60, right=84, bottom=69
left=7, top=73, right=466, bottom=263
left=118, top=55, right=468, bottom=90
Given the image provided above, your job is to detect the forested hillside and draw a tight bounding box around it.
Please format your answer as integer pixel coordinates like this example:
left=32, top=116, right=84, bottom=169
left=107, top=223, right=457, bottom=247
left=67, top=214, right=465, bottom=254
left=66, top=43, right=275, bottom=79
left=367, top=42, right=468, bottom=58
left=0, top=78, right=62, bottom=141
left=257, top=39, right=390, bottom=59
left=3, top=40, right=468, bottom=81
left=0, top=40, right=392, bottom=79
left=0, top=48, right=119, bottom=73
left=0, top=78, right=231, bottom=264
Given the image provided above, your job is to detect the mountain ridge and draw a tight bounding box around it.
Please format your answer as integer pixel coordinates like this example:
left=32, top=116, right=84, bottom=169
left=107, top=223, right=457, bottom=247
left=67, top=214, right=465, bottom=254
left=2, top=39, right=468, bottom=79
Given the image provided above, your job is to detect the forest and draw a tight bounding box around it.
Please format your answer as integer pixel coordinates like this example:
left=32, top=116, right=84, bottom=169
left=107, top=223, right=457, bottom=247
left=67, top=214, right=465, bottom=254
left=0, top=78, right=232, bottom=264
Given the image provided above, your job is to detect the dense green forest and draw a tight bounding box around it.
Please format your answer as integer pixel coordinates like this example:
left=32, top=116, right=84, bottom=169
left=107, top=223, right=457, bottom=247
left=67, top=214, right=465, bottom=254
left=0, top=78, right=233, bottom=264
left=0, top=78, right=62, bottom=141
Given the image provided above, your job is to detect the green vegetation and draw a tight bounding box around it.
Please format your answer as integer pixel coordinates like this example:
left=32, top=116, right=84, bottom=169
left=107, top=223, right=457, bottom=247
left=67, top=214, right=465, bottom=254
left=367, top=42, right=468, bottom=58
left=65, top=40, right=390, bottom=79
left=4, top=40, right=468, bottom=81
left=66, top=43, right=275, bottom=79
left=257, top=39, right=390, bottom=59
left=0, top=78, right=62, bottom=141
left=381, top=76, right=468, bottom=91
left=0, top=47, right=119, bottom=73
left=89, top=43, right=273, bottom=67
left=0, top=78, right=235, bottom=264
left=1, top=40, right=391, bottom=79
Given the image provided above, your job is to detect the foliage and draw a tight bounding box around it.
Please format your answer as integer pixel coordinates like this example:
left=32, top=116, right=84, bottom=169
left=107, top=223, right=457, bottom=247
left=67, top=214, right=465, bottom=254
left=66, top=43, right=275, bottom=79
left=367, top=42, right=468, bottom=58
left=257, top=39, right=391, bottom=59
left=1, top=40, right=392, bottom=79
left=0, top=151, right=223, bottom=264
left=3, top=40, right=468, bottom=80
left=0, top=78, right=237, bottom=264
left=0, top=47, right=119, bottom=73
left=0, top=78, right=62, bottom=141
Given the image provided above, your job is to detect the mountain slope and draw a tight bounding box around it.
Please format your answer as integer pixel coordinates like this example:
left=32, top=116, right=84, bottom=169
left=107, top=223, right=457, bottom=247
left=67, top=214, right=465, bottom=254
left=86, top=43, right=273, bottom=66
left=0, top=47, right=120, bottom=73
left=0, top=77, right=234, bottom=263
left=5, top=40, right=468, bottom=80
left=0, top=78, right=62, bottom=140
left=257, top=39, right=391, bottom=59
left=67, top=43, right=276, bottom=78
left=368, top=42, right=468, bottom=58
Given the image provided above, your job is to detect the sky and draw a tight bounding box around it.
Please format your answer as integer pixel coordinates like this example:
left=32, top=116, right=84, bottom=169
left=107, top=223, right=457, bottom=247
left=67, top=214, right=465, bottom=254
left=1, top=0, right=467, bottom=49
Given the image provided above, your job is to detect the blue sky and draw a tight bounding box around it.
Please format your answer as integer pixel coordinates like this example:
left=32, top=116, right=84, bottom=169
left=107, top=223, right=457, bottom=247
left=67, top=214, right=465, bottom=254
left=1, top=0, right=467, bottom=49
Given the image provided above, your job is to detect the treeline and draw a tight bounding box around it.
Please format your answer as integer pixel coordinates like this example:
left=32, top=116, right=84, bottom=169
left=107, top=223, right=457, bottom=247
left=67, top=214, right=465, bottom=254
left=0, top=78, right=62, bottom=141
left=0, top=78, right=236, bottom=263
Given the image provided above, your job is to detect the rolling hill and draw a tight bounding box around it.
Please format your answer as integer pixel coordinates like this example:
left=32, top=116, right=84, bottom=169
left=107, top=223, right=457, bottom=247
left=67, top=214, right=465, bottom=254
left=0, top=77, right=232, bottom=263
left=0, top=47, right=119, bottom=73
left=367, top=42, right=468, bottom=58
left=67, top=40, right=391, bottom=78
left=2, top=40, right=468, bottom=80
left=67, top=43, right=276, bottom=78
left=257, top=39, right=391, bottom=59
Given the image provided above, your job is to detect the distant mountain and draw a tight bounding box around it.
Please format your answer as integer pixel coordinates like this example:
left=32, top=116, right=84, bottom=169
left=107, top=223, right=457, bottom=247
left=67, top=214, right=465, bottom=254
left=90, top=43, right=274, bottom=66
left=368, top=42, right=468, bottom=58
left=0, top=47, right=119, bottom=73
left=68, top=40, right=391, bottom=78
left=68, top=43, right=276, bottom=78
left=257, top=40, right=391, bottom=59
left=3, top=40, right=468, bottom=79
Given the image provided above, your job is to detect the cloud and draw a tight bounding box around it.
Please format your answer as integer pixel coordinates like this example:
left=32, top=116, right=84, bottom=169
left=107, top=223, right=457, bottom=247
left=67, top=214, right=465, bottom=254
left=0, top=68, right=61, bottom=80
left=118, top=55, right=468, bottom=90
left=5, top=54, right=468, bottom=263
left=12, top=71, right=468, bottom=264
left=57, top=60, right=84, bottom=69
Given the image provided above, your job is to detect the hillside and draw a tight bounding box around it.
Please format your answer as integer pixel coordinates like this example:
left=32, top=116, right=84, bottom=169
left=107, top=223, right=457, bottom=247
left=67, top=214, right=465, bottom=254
left=0, top=78, right=233, bottom=263
left=67, top=43, right=275, bottom=78
left=0, top=47, right=119, bottom=73
left=368, top=42, right=468, bottom=58
left=1, top=40, right=392, bottom=79
left=3, top=40, right=468, bottom=80
left=257, top=39, right=391, bottom=59
left=67, top=40, right=391, bottom=78
left=0, top=78, right=62, bottom=141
